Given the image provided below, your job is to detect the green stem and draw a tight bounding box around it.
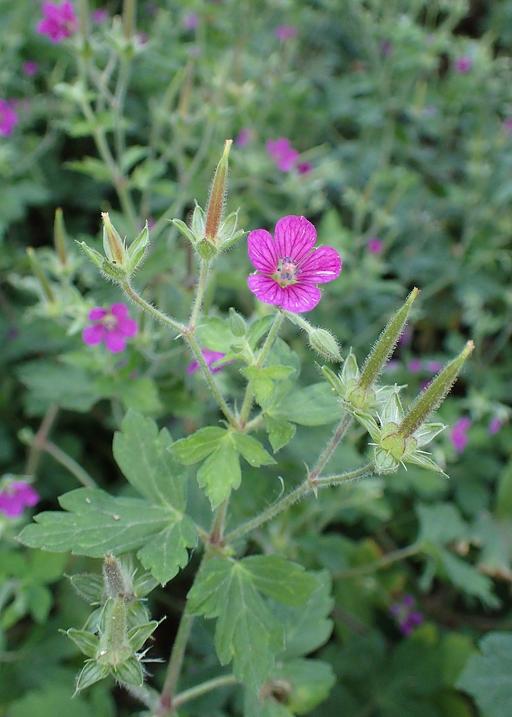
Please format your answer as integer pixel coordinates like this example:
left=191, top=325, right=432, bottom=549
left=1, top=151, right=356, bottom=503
left=121, top=281, right=186, bottom=335
left=238, top=311, right=284, bottom=427
left=188, top=259, right=210, bottom=330
left=43, top=440, right=97, bottom=488
left=225, top=463, right=373, bottom=543
left=209, top=498, right=229, bottom=545
left=308, top=413, right=353, bottom=481
left=25, top=404, right=59, bottom=476
left=334, top=544, right=420, bottom=579
left=158, top=612, right=195, bottom=714
left=173, top=675, right=237, bottom=709
left=184, top=331, right=237, bottom=427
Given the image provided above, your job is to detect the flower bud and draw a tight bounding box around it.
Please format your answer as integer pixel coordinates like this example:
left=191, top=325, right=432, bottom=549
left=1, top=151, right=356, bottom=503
left=27, top=247, right=55, bottom=302
left=359, top=287, right=419, bottom=390
left=308, top=327, right=342, bottom=362
left=204, top=139, right=232, bottom=244
left=98, top=597, right=131, bottom=667
left=126, top=221, right=149, bottom=274
left=399, top=341, right=474, bottom=438
left=229, top=307, right=247, bottom=337
left=103, top=554, right=133, bottom=600
left=54, top=208, right=68, bottom=266
left=102, top=212, right=127, bottom=267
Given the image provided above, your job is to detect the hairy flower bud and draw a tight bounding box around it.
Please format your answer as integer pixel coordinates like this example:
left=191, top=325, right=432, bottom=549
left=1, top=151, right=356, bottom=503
left=27, top=247, right=55, bottom=302
left=359, top=288, right=419, bottom=390
left=229, top=307, right=247, bottom=337
left=399, top=341, right=474, bottom=438
left=204, top=139, right=232, bottom=244
left=308, top=327, right=341, bottom=362
left=102, top=212, right=127, bottom=266
left=103, top=554, right=134, bottom=600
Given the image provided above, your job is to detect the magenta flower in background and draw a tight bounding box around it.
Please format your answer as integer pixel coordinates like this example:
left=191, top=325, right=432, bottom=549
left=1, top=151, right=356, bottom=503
left=454, top=56, right=472, bottom=74
left=37, top=1, right=78, bottom=42
left=489, top=417, right=502, bottom=435
left=426, top=360, right=443, bottom=374
left=367, top=236, right=383, bottom=254
left=183, top=12, right=199, bottom=30
left=297, top=161, right=312, bottom=175
left=187, top=349, right=226, bottom=375
left=235, top=128, right=254, bottom=147
left=399, top=324, right=413, bottom=347
left=267, top=137, right=299, bottom=172
left=82, top=303, right=138, bottom=354
left=91, top=8, right=108, bottom=24
left=0, top=100, right=18, bottom=136
left=22, top=61, right=39, bottom=77
left=0, top=481, right=39, bottom=519
left=450, top=416, right=471, bottom=454
left=502, top=118, right=512, bottom=135
left=407, top=358, right=423, bottom=374
left=390, top=594, right=424, bottom=636
left=247, top=215, right=342, bottom=313
left=275, top=24, right=297, bottom=41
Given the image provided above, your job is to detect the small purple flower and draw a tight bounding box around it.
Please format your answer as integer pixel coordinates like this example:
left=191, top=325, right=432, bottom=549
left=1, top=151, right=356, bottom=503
left=267, top=137, right=299, bottom=172
left=407, top=358, right=423, bottom=374
left=91, top=8, right=108, bottom=24
left=235, top=128, right=254, bottom=148
left=275, top=25, right=297, bottom=41
left=0, top=481, right=39, bottom=519
left=399, top=325, right=413, bottom=347
left=23, top=61, right=39, bottom=77
left=380, top=40, right=393, bottom=57
left=297, top=161, right=312, bottom=175
left=82, top=303, right=138, bottom=354
left=426, top=360, right=443, bottom=374
left=450, top=417, right=471, bottom=454
left=503, top=118, right=512, bottom=135
left=454, top=56, right=472, bottom=74
left=367, top=237, right=383, bottom=254
left=37, top=1, right=78, bottom=42
left=187, top=349, right=226, bottom=375
left=489, top=417, right=502, bottom=435
left=0, top=99, right=18, bottom=136
left=183, top=12, right=199, bottom=31
left=390, top=594, right=424, bottom=637
left=247, top=215, right=342, bottom=313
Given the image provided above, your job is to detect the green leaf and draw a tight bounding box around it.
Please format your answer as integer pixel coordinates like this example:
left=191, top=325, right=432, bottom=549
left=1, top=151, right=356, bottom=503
left=231, top=434, right=276, bottom=467
left=197, top=435, right=241, bottom=508
left=113, top=410, right=186, bottom=511
left=17, top=360, right=101, bottom=415
left=196, top=317, right=234, bottom=352
left=172, top=426, right=227, bottom=464
left=417, top=503, right=468, bottom=546
left=272, top=383, right=341, bottom=426
left=242, top=556, right=317, bottom=606
left=187, top=557, right=284, bottom=690
left=22, top=412, right=197, bottom=585
left=280, top=658, right=336, bottom=714
left=9, top=687, right=99, bottom=717
left=456, top=632, right=512, bottom=717
left=437, top=549, right=499, bottom=608
left=264, top=415, right=296, bottom=453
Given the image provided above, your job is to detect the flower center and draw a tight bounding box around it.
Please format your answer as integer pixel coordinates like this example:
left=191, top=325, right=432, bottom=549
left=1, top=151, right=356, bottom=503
left=273, top=256, right=298, bottom=287
left=102, top=314, right=118, bottom=330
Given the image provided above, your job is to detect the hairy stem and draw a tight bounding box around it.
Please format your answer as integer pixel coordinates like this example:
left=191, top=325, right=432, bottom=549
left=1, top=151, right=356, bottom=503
left=44, top=441, right=98, bottom=488
left=225, top=463, right=374, bottom=543
left=25, top=404, right=59, bottom=476
left=173, top=674, right=237, bottom=708
left=157, top=612, right=195, bottom=715
left=308, top=412, right=353, bottom=481
left=188, top=259, right=210, bottom=330
left=238, top=311, right=284, bottom=427
left=335, top=543, right=420, bottom=579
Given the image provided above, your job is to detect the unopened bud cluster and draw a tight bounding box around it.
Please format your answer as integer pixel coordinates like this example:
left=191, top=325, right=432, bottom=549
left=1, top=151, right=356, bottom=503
left=66, top=554, right=159, bottom=694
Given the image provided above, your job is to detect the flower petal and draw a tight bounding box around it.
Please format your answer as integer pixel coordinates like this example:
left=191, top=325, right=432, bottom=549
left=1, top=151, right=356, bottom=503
left=247, top=229, right=278, bottom=273
left=88, top=307, right=107, bottom=321
left=117, top=317, right=138, bottom=337
left=105, top=331, right=127, bottom=353
left=278, top=282, right=322, bottom=313
left=247, top=274, right=285, bottom=307
left=110, top=303, right=129, bottom=319
left=82, top=324, right=106, bottom=346
left=298, top=246, right=342, bottom=284
left=274, top=215, right=317, bottom=264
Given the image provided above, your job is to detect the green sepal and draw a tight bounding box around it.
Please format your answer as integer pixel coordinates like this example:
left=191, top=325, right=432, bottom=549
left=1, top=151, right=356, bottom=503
left=65, top=628, right=100, bottom=658
left=75, top=659, right=110, bottom=694
left=171, top=218, right=198, bottom=246
left=113, top=656, right=144, bottom=687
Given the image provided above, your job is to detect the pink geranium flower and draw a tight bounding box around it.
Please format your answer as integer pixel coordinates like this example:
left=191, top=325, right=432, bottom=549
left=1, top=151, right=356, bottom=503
left=0, top=99, right=18, bottom=136
left=488, top=416, right=502, bottom=435
left=0, top=481, right=39, bottom=518
left=91, top=8, right=108, bottom=24
left=235, top=128, right=254, bottom=147
left=267, top=137, right=299, bottom=172
left=183, top=12, right=199, bottom=30
left=247, top=215, right=342, bottom=313
left=37, top=1, right=78, bottom=43
left=454, top=56, right=472, bottom=74
left=82, top=303, right=138, bottom=353
left=367, top=236, right=383, bottom=254
left=23, top=61, right=39, bottom=77
left=407, top=358, right=423, bottom=374
left=450, top=416, right=471, bottom=454
left=275, top=25, right=297, bottom=41
left=297, top=161, right=312, bottom=174
left=187, top=348, right=226, bottom=375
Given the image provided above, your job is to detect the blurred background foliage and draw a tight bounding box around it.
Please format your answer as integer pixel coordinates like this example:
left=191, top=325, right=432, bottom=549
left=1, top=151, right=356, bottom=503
left=1, top=0, right=512, bottom=715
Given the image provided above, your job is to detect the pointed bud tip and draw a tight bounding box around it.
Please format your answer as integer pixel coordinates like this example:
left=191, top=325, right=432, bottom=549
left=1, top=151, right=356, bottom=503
left=464, top=340, right=475, bottom=354
left=407, top=287, right=420, bottom=304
